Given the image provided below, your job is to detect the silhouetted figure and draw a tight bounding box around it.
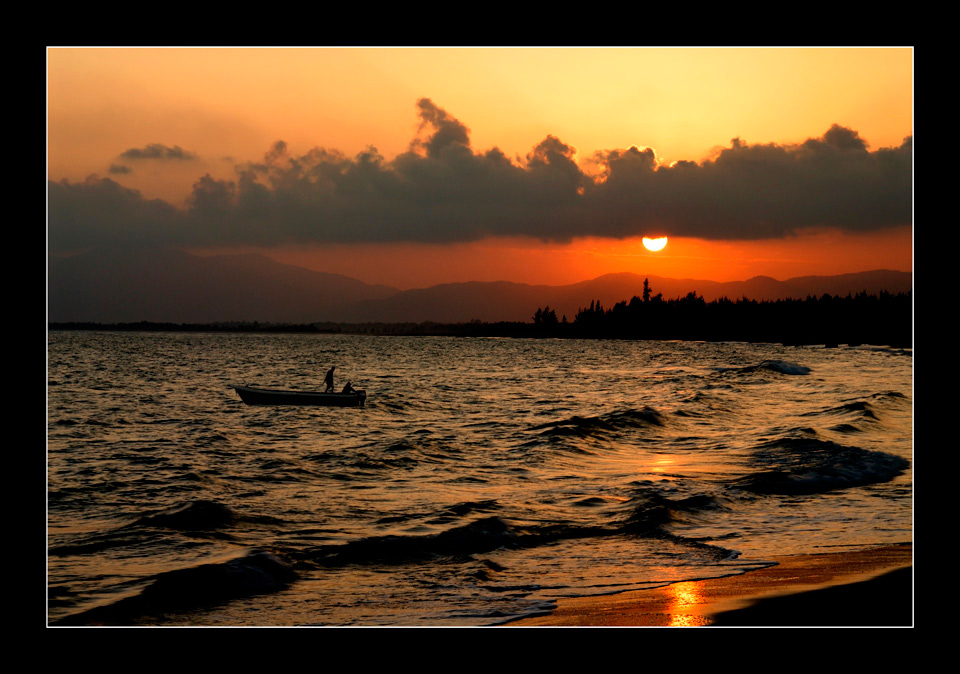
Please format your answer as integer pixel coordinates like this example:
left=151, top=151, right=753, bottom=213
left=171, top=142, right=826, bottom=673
left=324, top=366, right=336, bottom=393
left=341, top=382, right=356, bottom=394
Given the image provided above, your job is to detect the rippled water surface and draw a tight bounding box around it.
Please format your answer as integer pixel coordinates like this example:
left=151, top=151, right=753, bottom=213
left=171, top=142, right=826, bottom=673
left=47, top=332, right=913, bottom=625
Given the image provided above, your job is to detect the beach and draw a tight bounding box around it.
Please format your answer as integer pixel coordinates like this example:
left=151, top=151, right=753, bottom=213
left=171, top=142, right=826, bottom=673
left=508, top=543, right=912, bottom=627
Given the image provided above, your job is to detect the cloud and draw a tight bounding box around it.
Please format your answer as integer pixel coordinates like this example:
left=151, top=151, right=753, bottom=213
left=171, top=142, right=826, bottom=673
left=48, top=175, right=183, bottom=251
left=49, top=100, right=912, bottom=252
left=587, top=123, right=912, bottom=239
left=119, top=143, right=198, bottom=161
left=108, top=163, right=132, bottom=175
left=410, top=98, right=471, bottom=158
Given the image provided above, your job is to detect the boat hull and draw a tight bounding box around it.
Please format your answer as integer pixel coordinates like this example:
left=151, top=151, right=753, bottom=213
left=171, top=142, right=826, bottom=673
left=232, top=385, right=366, bottom=407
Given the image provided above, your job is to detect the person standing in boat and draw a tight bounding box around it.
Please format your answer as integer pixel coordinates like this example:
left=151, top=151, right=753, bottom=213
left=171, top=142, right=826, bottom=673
left=324, top=366, right=336, bottom=393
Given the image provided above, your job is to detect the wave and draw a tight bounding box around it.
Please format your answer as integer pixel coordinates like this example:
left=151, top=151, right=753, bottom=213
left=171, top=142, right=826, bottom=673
left=50, top=499, right=255, bottom=557
left=621, top=491, right=727, bottom=532
left=135, top=499, right=238, bottom=530
left=872, top=390, right=907, bottom=400
left=293, top=487, right=738, bottom=572
left=828, top=423, right=863, bottom=434
left=755, top=360, right=812, bottom=375
left=800, top=400, right=880, bottom=426
left=531, top=407, right=666, bottom=441
left=802, top=391, right=908, bottom=424
left=374, top=499, right=502, bottom=528
left=716, top=360, right=811, bottom=376
left=735, top=437, right=909, bottom=496
left=53, top=548, right=297, bottom=625
left=830, top=401, right=879, bottom=419
left=297, top=516, right=523, bottom=567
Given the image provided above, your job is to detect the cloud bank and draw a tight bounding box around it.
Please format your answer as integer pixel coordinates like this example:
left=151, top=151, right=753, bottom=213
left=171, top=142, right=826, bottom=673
left=49, top=99, right=912, bottom=252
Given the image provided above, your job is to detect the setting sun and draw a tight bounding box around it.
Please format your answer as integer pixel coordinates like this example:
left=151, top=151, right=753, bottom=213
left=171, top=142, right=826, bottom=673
left=642, top=237, right=668, bottom=252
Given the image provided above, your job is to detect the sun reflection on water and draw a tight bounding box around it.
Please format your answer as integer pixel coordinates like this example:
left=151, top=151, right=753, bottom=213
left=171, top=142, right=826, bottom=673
left=668, top=581, right=712, bottom=626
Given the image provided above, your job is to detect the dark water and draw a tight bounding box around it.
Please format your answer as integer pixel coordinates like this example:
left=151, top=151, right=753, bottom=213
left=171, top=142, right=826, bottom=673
left=47, top=332, right=912, bottom=625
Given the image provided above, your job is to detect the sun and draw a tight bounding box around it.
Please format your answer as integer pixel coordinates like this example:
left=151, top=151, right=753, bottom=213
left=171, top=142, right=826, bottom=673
left=642, top=236, right=668, bottom=252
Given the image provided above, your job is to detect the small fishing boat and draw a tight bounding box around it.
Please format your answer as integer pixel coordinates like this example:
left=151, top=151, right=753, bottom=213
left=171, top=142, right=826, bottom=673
left=231, top=385, right=366, bottom=407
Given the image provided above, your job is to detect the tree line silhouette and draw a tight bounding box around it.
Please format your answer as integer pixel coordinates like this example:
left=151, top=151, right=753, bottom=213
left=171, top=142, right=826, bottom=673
left=533, top=278, right=911, bottom=347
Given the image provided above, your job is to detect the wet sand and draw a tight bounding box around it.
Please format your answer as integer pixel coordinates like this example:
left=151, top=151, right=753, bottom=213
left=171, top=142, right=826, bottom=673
left=508, top=543, right=912, bottom=627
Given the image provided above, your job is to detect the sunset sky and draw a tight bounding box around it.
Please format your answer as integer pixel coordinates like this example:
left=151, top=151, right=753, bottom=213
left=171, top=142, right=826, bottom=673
left=47, top=47, right=913, bottom=289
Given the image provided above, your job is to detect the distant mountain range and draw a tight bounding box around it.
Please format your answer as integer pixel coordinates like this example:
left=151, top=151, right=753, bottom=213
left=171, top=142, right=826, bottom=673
left=47, top=248, right=396, bottom=324
left=48, top=247, right=913, bottom=324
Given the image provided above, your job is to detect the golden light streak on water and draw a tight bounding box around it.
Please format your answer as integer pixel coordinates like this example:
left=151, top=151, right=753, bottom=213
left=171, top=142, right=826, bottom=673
left=667, top=581, right=712, bottom=626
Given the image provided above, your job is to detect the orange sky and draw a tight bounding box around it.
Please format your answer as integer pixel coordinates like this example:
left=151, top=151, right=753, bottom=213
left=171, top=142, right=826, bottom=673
left=48, top=47, right=913, bottom=288
left=197, top=226, right=912, bottom=289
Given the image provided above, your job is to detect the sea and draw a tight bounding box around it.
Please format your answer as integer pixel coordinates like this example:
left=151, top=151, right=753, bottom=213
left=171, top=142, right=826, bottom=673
left=47, top=331, right=913, bottom=626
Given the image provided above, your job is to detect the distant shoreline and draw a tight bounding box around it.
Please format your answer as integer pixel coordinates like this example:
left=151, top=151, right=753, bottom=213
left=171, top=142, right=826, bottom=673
left=48, top=286, right=912, bottom=348
left=47, top=322, right=912, bottom=348
left=48, top=311, right=912, bottom=349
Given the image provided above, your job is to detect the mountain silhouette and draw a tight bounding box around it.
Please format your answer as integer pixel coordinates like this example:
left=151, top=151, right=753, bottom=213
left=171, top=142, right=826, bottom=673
left=48, top=248, right=912, bottom=324
left=339, top=271, right=913, bottom=323
left=48, top=247, right=399, bottom=324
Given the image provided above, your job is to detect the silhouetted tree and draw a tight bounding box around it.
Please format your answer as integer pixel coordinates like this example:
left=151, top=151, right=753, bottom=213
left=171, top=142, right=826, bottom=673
left=542, top=306, right=558, bottom=326
left=557, top=280, right=908, bottom=346
left=533, top=305, right=560, bottom=333
left=533, top=306, right=559, bottom=326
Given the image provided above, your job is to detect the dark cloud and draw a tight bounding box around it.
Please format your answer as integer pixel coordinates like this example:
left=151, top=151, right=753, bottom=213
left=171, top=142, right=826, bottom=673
left=49, top=101, right=912, bottom=252
left=119, top=144, right=198, bottom=161
left=48, top=176, right=183, bottom=251
left=108, top=163, right=132, bottom=174
left=585, top=123, right=912, bottom=239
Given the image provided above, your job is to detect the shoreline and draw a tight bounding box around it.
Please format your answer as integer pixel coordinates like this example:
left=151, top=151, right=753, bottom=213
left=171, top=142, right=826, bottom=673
left=506, top=543, right=912, bottom=627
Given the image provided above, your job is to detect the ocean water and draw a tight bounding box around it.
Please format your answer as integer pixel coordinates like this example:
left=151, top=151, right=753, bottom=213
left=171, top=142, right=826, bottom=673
left=47, top=332, right=913, bottom=626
